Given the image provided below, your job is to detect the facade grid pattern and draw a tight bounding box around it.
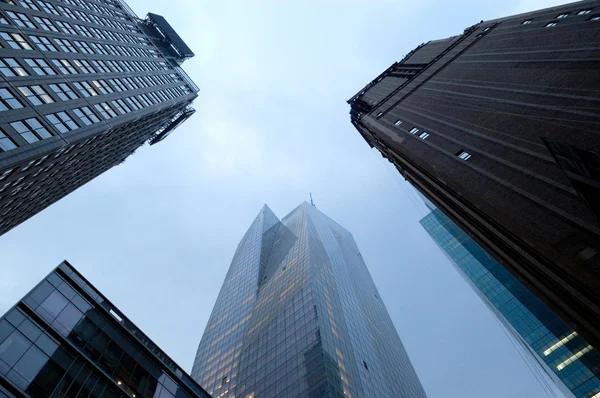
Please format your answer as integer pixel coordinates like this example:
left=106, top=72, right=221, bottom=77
left=420, top=208, right=600, bottom=398
left=0, top=0, right=199, bottom=236
left=192, top=203, right=426, bottom=398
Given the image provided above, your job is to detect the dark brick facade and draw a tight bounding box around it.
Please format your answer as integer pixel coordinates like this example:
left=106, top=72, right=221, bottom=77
left=349, top=1, right=600, bottom=346
left=0, top=0, right=198, bottom=236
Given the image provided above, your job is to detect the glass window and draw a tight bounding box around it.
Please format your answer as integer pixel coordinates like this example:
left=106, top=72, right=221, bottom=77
left=73, top=107, right=100, bottom=126
left=17, top=319, right=41, bottom=342
left=24, top=58, right=55, bottom=76
left=0, top=32, right=32, bottom=50
left=55, top=38, right=76, bottom=53
left=40, top=290, right=68, bottom=319
left=0, top=330, right=30, bottom=366
left=30, top=35, right=57, bottom=52
left=0, top=129, right=17, bottom=152
left=33, top=16, right=58, bottom=32
left=18, top=85, right=53, bottom=106
left=522, top=19, right=532, bottom=25
left=545, top=22, right=558, bottom=27
left=49, top=83, right=78, bottom=101
left=418, top=132, right=430, bottom=140
left=10, top=118, right=51, bottom=143
left=46, top=112, right=79, bottom=133
left=13, top=345, right=48, bottom=382
left=409, top=127, right=419, bottom=134
left=457, top=150, right=472, bottom=160
left=5, top=11, right=35, bottom=29
left=51, top=59, right=76, bottom=74
left=0, top=88, right=22, bottom=110
left=53, top=303, right=83, bottom=336
left=94, top=103, right=117, bottom=119
left=0, top=58, right=27, bottom=77
left=73, top=81, right=97, bottom=97
left=577, top=9, right=592, bottom=15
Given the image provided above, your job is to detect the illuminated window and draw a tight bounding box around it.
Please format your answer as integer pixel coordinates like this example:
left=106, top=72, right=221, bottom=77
left=457, top=150, right=472, bottom=161
left=545, top=21, right=558, bottom=27
left=409, top=127, right=419, bottom=135
left=394, top=119, right=402, bottom=126
left=521, top=19, right=532, bottom=25
left=418, top=132, right=430, bottom=140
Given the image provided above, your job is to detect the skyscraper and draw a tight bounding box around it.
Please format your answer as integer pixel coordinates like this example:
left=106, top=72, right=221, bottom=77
left=0, top=260, right=211, bottom=398
left=348, top=1, right=600, bottom=346
left=420, top=206, right=600, bottom=398
left=191, top=202, right=426, bottom=398
left=0, top=0, right=198, bottom=236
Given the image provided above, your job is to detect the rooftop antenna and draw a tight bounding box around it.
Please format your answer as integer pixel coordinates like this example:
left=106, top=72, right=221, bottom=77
left=310, top=193, right=315, bottom=207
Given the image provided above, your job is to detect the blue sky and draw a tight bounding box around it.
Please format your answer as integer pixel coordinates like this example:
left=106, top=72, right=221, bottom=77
left=0, top=0, right=571, bottom=396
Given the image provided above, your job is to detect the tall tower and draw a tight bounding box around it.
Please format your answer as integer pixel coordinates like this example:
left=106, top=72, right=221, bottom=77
left=0, top=0, right=198, bottom=236
left=420, top=206, right=600, bottom=398
left=348, top=1, right=600, bottom=346
left=191, top=202, right=427, bottom=398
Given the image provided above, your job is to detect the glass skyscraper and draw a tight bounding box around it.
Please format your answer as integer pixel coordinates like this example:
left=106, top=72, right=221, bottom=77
left=192, top=202, right=426, bottom=398
left=420, top=207, right=600, bottom=398
left=0, top=260, right=211, bottom=398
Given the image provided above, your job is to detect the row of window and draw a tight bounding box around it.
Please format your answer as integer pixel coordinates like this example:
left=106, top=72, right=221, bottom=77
left=4, top=0, right=139, bottom=36
left=0, top=85, right=190, bottom=151
left=14, top=0, right=131, bottom=23
left=0, top=76, right=187, bottom=113
left=0, top=56, right=174, bottom=79
left=396, top=119, right=473, bottom=161
left=521, top=8, right=599, bottom=26
left=0, top=6, right=146, bottom=47
left=2, top=29, right=161, bottom=59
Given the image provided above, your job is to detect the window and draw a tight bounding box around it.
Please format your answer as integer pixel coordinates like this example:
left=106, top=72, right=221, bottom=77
left=51, top=59, right=76, bottom=74
left=0, top=129, right=17, bottom=152
left=73, top=107, right=99, bottom=126
left=55, top=38, right=77, bottom=53
left=418, top=131, right=430, bottom=140
left=10, top=118, right=51, bottom=143
left=522, top=19, right=532, bottom=24
left=394, top=120, right=402, bottom=126
left=91, top=60, right=110, bottom=73
left=0, top=58, right=27, bottom=77
left=590, top=16, right=600, bottom=21
left=92, top=80, right=113, bottom=94
left=457, top=150, right=472, bottom=160
left=18, top=85, right=53, bottom=105
left=46, top=111, right=79, bottom=133
left=545, top=22, right=558, bottom=27
left=49, top=83, right=77, bottom=101
left=74, top=59, right=94, bottom=73
left=33, top=16, right=58, bottom=32
left=0, top=32, right=32, bottom=50
left=111, top=99, right=130, bottom=114
left=94, top=102, right=117, bottom=119
left=577, top=9, right=592, bottom=15
left=30, top=35, right=57, bottom=52
left=19, top=0, right=40, bottom=10
left=556, top=13, right=569, bottom=19
left=73, top=81, right=97, bottom=97
left=0, top=88, right=22, bottom=111
left=39, top=1, right=60, bottom=16
left=25, top=58, right=55, bottom=75
left=409, top=127, right=419, bottom=134
left=73, top=40, right=92, bottom=54
left=55, top=20, right=76, bottom=35
left=6, top=11, right=35, bottom=29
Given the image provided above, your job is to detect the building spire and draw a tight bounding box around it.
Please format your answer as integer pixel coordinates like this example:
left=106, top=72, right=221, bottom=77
left=310, top=193, right=315, bottom=207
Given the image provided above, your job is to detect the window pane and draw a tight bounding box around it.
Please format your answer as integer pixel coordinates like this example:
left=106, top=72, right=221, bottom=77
left=40, top=290, right=68, bottom=319
left=13, top=345, right=48, bottom=382
left=0, top=331, right=30, bottom=366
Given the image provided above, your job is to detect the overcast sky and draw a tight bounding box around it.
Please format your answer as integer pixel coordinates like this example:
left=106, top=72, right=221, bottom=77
left=0, top=0, right=573, bottom=397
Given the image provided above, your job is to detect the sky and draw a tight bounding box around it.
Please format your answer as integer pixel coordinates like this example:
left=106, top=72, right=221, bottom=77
left=0, top=0, right=574, bottom=397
